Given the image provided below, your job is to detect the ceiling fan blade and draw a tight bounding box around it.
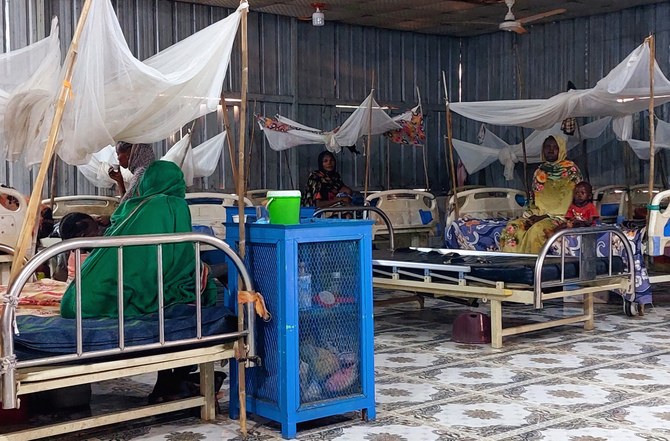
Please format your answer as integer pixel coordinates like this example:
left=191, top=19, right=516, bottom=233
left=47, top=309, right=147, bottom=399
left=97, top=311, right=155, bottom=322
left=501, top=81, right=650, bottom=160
left=518, top=8, right=566, bottom=24
left=513, top=24, right=528, bottom=34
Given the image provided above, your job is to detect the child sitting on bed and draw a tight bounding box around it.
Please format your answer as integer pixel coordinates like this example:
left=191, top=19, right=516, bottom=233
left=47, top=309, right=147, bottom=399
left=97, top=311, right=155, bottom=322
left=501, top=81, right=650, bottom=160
left=58, top=213, right=101, bottom=283
left=563, top=181, right=598, bottom=228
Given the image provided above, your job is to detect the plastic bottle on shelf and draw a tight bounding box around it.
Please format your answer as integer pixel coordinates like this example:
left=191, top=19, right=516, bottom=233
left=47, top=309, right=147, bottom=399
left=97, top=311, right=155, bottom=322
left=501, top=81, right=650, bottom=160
left=329, top=271, right=341, bottom=297
left=298, top=262, right=312, bottom=309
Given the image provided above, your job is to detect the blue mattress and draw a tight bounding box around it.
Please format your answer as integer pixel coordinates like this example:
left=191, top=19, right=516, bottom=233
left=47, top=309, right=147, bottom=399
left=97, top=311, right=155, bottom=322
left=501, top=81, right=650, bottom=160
left=14, top=303, right=236, bottom=361
left=373, top=248, right=624, bottom=286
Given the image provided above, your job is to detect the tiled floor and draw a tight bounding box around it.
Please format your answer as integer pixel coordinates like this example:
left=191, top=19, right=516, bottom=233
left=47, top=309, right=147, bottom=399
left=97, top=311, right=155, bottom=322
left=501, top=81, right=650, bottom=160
left=13, top=291, right=670, bottom=440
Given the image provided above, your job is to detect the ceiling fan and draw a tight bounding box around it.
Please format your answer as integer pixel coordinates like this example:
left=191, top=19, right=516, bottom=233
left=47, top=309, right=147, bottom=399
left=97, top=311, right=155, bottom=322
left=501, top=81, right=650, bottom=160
left=498, top=0, right=566, bottom=34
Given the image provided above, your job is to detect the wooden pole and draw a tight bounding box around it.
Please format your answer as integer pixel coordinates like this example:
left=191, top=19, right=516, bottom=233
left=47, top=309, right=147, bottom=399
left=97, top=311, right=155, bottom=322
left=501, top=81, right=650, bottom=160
left=514, top=42, right=530, bottom=198
left=519, top=127, right=530, bottom=198
left=244, top=100, right=257, bottom=190
left=575, top=120, right=590, bottom=182
left=220, top=91, right=239, bottom=186
left=442, top=71, right=459, bottom=218
left=9, top=0, right=94, bottom=284
left=364, top=86, right=375, bottom=196
left=49, top=156, right=58, bottom=207
left=417, top=88, right=429, bottom=189
left=236, top=2, right=249, bottom=437
left=647, top=35, right=656, bottom=205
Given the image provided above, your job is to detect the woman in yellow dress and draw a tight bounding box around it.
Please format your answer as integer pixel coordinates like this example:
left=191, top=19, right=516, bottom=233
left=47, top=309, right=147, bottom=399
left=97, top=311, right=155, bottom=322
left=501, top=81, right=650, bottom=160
left=499, top=135, right=582, bottom=253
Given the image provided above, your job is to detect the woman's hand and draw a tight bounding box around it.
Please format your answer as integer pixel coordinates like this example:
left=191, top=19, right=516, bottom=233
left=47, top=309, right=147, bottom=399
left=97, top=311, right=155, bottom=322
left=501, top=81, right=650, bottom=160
left=108, top=166, right=126, bottom=195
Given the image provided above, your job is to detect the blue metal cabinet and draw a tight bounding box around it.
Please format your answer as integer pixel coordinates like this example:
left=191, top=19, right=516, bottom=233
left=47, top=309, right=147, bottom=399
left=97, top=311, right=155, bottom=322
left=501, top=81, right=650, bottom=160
left=227, top=219, right=376, bottom=439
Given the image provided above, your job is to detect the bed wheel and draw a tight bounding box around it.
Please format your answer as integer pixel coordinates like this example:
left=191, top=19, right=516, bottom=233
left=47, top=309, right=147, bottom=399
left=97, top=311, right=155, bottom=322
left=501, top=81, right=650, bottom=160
left=623, top=299, right=638, bottom=317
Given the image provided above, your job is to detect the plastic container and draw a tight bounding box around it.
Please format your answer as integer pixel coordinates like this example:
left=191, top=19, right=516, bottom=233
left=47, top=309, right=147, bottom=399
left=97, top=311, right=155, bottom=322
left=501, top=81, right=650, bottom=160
left=266, top=190, right=301, bottom=225
left=452, top=311, right=491, bottom=344
left=298, top=262, right=312, bottom=309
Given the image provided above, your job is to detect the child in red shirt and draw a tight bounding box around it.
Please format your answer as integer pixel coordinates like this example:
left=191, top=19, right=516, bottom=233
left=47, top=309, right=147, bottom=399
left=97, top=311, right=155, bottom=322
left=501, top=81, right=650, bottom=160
left=565, top=181, right=598, bottom=227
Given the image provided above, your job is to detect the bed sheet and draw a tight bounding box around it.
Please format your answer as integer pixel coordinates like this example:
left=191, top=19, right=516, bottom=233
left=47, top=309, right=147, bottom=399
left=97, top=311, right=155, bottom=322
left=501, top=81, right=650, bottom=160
left=445, top=218, right=650, bottom=304
left=0, top=278, right=67, bottom=317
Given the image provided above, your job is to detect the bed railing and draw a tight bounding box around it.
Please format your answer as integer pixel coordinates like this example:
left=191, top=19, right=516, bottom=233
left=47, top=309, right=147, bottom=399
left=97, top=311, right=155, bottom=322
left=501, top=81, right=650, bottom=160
left=313, top=206, right=396, bottom=251
left=534, top=226, right=635, bottom=309
left=1, top=232, right=256, bottom=409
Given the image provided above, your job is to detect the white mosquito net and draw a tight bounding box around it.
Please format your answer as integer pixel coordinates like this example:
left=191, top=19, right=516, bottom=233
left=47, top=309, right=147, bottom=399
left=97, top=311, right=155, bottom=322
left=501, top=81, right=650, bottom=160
left=453, top=117, right=611, bottom=180
left=625, top=119, right=670, bottom=160
left=450, top=41, right=670, bottom=130
left=56, top=0, right=246, bottom=166
left=0, top=18, right=61, bottom=164
left=77, top=145, right=132, bottom=189
left=162, top=132, right=227, bottom=186
left=258, top=91, right=401, bottom=153
left=79, top=131, right=226, bottom=188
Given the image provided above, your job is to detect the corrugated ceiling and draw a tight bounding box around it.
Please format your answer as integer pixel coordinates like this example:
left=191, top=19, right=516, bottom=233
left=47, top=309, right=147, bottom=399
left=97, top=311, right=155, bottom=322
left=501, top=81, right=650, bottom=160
left=176, top=0, right=667, bottom=36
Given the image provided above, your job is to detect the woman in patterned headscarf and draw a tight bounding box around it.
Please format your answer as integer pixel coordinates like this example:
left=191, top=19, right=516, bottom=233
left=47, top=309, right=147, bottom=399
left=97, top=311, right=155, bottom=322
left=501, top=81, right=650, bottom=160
left=500, top=135, right=582, bottom=253
left=108, top=142, right=156, bottom=203
left=302, top=151, right=352, bottom=207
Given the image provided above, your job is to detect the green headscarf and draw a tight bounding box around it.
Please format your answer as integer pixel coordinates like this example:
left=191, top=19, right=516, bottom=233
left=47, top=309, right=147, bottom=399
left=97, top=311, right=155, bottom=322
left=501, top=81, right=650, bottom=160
left=61, top=161, right=215, bottom=319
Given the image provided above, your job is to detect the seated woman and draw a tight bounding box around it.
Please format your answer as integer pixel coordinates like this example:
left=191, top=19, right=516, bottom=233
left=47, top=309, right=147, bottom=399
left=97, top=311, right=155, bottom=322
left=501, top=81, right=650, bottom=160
left=108, top=142, right=156, bottom=203
left=61, top=160, right=215, bottom=319
left=499, top=135, right=582, bottom=253
left=302, top=151, right=353, bottom=208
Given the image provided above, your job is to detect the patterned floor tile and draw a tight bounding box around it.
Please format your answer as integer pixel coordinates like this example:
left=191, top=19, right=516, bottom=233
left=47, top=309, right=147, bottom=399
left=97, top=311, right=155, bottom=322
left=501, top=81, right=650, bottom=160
left=375, top=375, right=464, bottom=411
left=492, top=376, right=641, bottom=413
left=479, top=349, right=605, bottom=375
left=576, top=362, right=670, bottom=393
left=603, top=329, right=670, bottom=348
left=548, top=337, right=662, bottom=360
left=589, top=396, right=670, bottom=438
left=374, top=328, right=452, bottom=346
left=512, top=417, right=656, bottom=441
left=416, top=362, right=539, bottom=392
left=297, top=415, right=478, bottom=441
left=375, top=349, right=458, bottom=372
left=401, top=396, right=563, bottom=439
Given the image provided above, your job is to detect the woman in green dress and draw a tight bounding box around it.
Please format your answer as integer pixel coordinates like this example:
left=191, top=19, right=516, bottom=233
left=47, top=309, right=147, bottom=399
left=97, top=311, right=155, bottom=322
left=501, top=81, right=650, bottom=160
left=61, top=160, right=215, bottom=319
left=499, top=135, right=582, bottom=254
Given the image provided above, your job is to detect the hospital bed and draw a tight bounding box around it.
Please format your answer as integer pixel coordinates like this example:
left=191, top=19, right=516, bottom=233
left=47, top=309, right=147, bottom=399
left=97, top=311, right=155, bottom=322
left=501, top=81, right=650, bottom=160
left=628, top=184, right=663, bottom=220
left=446, top=187, right=526, bottom=231
left=593, top=185, right=627, bottom=223
left=365, top=190, right=439, bottom=247
left=1, top=188, right=30, bottom=284
left=246, top=189, right=272, bottom=206
left=0, top=232, right=259, bottom=440
left=186, top=192, right=254, bottom=240
left=41, top=195, right=119, bottom=221
left=373, top=226, right=635, bottom=348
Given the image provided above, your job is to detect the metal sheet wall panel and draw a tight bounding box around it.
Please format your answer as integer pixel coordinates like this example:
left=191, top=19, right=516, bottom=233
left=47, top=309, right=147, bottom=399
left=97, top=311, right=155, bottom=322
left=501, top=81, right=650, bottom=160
left=4, top=1, right=670, bottom=198
left=458, top=2, right=670, bottom=190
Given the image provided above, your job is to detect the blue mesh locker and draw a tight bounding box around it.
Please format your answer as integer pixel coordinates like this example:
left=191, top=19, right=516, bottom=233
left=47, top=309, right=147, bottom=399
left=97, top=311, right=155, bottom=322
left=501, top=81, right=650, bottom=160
left=226, top=219, right=376, bottom=439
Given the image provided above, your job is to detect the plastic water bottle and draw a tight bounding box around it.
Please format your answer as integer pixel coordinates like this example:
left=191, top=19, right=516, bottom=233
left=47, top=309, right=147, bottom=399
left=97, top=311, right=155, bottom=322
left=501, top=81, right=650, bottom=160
left=298, top=262, right=312, bottom=309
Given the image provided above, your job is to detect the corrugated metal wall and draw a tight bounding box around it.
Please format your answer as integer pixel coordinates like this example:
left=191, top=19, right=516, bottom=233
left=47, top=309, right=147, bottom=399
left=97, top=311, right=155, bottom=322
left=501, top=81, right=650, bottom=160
left=457, top=2, right=670, bottom=190
left=1, top=0, right=669, bottom=196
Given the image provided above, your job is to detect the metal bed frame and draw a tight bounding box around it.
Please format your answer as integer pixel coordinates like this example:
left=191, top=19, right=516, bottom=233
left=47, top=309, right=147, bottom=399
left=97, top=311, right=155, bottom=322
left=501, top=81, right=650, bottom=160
left=372, top=226, right=635, bottom=348
left=1, top=233, right=257, bottom=440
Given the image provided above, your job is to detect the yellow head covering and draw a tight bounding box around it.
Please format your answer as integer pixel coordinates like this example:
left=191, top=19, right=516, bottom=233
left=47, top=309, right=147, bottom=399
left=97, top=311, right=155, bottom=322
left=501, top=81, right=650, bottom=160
left=540, top=135, right=567, bottom=163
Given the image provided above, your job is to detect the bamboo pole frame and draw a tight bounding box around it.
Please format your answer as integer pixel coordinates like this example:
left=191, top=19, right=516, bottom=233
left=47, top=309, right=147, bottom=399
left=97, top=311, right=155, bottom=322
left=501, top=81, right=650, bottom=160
left=220, top=91, right=239, bottom=186
left=236, top=1, right=249, bottom=437
left=646, top=35, right=656, bottom=205
left=9, top=0, right=94, bottom=284
left=442, top=71, right=459, bottom=218
left=364, top=87, right=375, bottom=196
